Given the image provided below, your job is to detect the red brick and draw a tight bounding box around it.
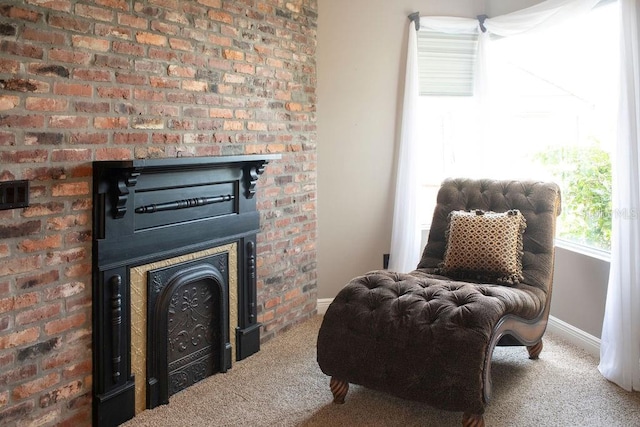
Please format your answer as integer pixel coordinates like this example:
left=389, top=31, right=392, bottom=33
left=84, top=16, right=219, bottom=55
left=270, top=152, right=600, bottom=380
left=44, top=312, right=86, bottom=335
left=222, top=49, right=243, bottom=60
left=75, top=3, right=113, bottom=21
left=150, top=77, right=180, bottom=89
left=96, top=147, right=131, bottom=160
left=64, top=263, right=91, bottom=278
left=48, top=48, right=91, bottom=65
left=95, top=54, right=131, bottom=69
left=0, top=95, right=19, bottom=110
left=0, top=133, right=15, bottom=146
left=168, top=65, right=195, bottom=78
left=0, top=58, right=19, bottom=73
left=25, top=97, right=68, bottom=112
left=63, top=359, right=91, bottom=379
left=45, top=281, right=84, bottom=300
left=169, top=38, right=193, bottom=51
left=0, top=115, right=45, bottom=128
left=72, top=35, right=110, bottom=52
left=117, top=13, right=147, bottom=29
left=0, top=351, right=14, bottom=368
left=18, top=234, right=62, bottom=253
left=24, top=132, right=63, bottom=145
left=209, top=10, right=233, bottom=24
left=49, top=115, right=90, bottom=128
left=0, top=327, right=39, bottom=349
left=48, top=15, right=91, bottom=32
left=150, top=105, right=179, bottom=117
left=70, top=132, right=108, bottom=145
left=94, top=117, right=128, bottom=129
left=183, top=80, right=207, bottom=91
left=54, top=82, right=92, bottom=97
left=197, top=0, right=221, bottom=6
left=16, top=269, right=60, bottom=290
left=134, top=88, right=165, bottom=101
left=0, top=297, right=13, bottom=314
left=44, top=247, right=86, bottom=266
left=51, top=182, right=89, bottom=197
left=12, top=372, right=59, bottom=400
left=97, top=87, right=130, bottom=99
left=0, top=401, right=35, bottom=425
left=0, top=5, right=42, bottom=22
left=132, top=118, right=163, bottom=129
left=0, top=40, right=43, bottom=59
left=0, top=256, right=41, bottom=277
left=23, top=27, right=65, bottom=44
left=151, top=20, right=179, bottom=36
left=22, top=167, right=66, bottom=181
left=72, top=69, right=111, bottom=82
left=115, top=72, right=146, bottom=85
left=14, top=292, right=40, bottom=310
left=16, top=302, right=62, bottom=326
left=51, top=148, right=91, bottom=162
left=136, top=31, right=166, bottom=46
left=113, top=133, right=148, bottom=144
left=210, top=108, right=233, bottom=119
left=95, top=25, right=129, bottom=42
left=39, top=379, right=82, bottom=408
left=74, top=101, right=109, bottom=114
left=113, top=40, right=145, bottom=56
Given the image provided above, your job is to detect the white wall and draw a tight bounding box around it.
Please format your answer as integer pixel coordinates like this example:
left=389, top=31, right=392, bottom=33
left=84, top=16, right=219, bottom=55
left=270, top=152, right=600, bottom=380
left=485, top=0, right=543, bottom=16
left=551, top=247, right=609, bottom=338
left=317, top=0, right=485, bottom=299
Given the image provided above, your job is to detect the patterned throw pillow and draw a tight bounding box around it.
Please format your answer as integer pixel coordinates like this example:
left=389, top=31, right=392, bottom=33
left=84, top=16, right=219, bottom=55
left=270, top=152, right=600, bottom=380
left=438, top=209, right=527, bottom=285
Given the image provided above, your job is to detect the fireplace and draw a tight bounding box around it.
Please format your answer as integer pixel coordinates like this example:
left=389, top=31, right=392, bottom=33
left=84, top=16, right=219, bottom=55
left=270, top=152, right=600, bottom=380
left=91, top=155, right=278, bottom=427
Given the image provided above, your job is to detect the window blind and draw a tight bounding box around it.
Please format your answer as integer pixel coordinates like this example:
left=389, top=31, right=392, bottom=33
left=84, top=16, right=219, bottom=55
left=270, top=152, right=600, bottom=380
left=417, top=30, right=478, bottom=96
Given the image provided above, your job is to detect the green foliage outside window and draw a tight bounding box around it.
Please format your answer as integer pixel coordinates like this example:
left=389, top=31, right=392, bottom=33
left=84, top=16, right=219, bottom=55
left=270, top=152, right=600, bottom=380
left=534, top=142, right=612, bottom=250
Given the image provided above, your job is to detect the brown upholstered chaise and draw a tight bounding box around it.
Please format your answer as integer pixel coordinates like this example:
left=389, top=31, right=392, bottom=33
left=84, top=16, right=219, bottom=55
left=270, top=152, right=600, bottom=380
left=317, top=178, right=561, bottom=427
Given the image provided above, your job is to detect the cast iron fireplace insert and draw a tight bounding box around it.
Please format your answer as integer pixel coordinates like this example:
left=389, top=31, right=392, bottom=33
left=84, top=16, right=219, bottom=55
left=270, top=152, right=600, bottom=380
left=92, top=155, right=278, bottom=427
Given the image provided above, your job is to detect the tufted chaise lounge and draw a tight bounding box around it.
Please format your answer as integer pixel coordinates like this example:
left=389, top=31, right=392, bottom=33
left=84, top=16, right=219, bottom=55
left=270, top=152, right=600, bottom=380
left=317, top=178, right=561, bottom=426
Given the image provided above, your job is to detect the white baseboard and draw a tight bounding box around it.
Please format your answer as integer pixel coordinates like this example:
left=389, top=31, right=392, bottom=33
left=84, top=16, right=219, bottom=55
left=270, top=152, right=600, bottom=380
left=317, top=298, right=333, bottom=315
left=316, top=299, right=599, bottom=358
left=547, top=315, right=601, bottom=358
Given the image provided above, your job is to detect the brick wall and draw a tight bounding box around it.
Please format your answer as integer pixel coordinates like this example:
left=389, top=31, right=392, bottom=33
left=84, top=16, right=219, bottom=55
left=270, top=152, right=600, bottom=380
left=0, top=0, right=317, bottom=425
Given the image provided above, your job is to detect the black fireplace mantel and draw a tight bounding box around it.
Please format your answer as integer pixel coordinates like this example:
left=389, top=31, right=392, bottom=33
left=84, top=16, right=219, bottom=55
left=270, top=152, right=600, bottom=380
left=92, top=155, right=279, bottom=427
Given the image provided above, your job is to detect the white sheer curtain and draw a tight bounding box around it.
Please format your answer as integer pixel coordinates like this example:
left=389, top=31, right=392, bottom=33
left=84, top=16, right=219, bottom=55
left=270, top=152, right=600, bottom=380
left=388, top=25, right=421, bottom=273
left=599, top=0, right=640, bottom=392
left=389, top=0, right=600, bottom=272
left=388, top=17, right=479, bottom=273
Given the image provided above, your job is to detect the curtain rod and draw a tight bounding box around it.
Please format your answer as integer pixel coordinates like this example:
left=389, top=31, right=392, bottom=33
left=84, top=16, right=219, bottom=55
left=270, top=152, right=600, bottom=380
left=408, top=12, right=489, bottom=33
left=477, top=14, right=488, bottom=33
left=408, top=12, right=419, bottom=31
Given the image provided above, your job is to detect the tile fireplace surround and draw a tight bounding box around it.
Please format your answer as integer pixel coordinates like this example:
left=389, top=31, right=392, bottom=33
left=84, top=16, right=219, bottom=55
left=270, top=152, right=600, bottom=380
left=92, top=155, right=278, bottom=426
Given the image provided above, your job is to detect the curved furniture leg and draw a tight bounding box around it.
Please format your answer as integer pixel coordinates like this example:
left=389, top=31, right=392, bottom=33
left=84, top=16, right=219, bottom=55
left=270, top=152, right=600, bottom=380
left=527, top=339, right=543, bottom=359
left=462, top=412, right=485, bottom=427
left=329, top=377, right=349, bottom=404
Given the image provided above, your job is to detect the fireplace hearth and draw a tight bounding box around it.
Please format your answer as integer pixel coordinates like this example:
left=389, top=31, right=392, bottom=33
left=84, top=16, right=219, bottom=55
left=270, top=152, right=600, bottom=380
left=92, top=155, right=278, bottom=427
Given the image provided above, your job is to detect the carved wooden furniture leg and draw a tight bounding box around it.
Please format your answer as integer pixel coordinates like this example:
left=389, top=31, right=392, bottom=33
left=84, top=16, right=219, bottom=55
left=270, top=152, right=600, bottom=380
left=462, top=413, right=485, bottom=427
left=527, top=340, right=543, bottom=359
left=329, top=377, right=349, bottom=404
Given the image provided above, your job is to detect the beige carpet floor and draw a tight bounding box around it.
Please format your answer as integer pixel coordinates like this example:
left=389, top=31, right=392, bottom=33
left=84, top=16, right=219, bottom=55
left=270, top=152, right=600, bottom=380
left=124, top=315, right=640, bottom=427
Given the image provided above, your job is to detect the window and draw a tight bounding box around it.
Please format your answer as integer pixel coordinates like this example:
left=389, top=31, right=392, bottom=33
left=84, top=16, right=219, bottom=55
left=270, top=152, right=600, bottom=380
left=417, top=2, right=619, bottom=252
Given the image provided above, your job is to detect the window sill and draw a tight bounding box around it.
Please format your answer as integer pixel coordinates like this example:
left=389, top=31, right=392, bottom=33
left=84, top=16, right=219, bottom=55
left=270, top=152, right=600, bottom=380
left=554, top=239, right=611, bottom=263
